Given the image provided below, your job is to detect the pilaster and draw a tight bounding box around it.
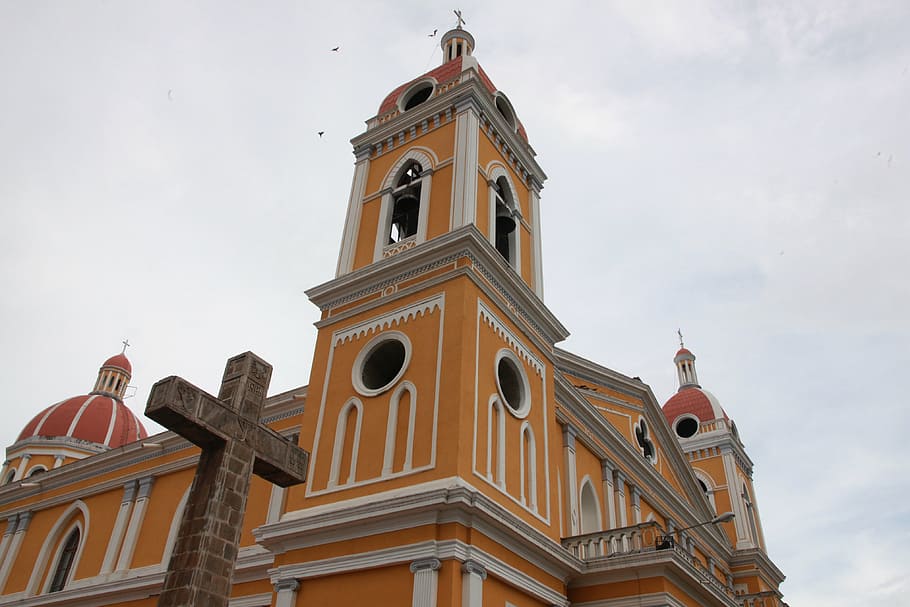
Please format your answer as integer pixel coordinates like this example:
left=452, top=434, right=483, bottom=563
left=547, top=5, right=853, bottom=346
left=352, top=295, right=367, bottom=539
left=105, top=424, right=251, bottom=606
left=461, top=560, right=487, bottom=607
left=451, top=99, right=480, bottom=230
left=273, top=578, right=300, bottom=607
left=410, top=558, right=442, bottom=607
left=101, top=481, right=138, bottom=574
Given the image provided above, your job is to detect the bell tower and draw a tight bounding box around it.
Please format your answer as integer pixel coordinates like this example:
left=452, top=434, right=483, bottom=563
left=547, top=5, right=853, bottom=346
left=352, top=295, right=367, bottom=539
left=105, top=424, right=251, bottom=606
left=285, top=22, right=570, bottom=582
left=333, top=23, right=547, bottom=300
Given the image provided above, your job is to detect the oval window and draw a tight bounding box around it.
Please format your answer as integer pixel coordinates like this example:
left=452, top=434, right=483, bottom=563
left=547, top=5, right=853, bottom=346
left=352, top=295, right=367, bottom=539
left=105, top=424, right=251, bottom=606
left=352, top=332, right=412, bottom=397
left=495, top=350, right=530, bottom=418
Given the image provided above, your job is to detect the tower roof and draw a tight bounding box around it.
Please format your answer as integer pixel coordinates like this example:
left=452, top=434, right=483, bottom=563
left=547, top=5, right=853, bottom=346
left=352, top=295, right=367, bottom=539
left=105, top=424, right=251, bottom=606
left=662, top=386, right=728, bottom=424
left=103, top=352, right=132, bottom=374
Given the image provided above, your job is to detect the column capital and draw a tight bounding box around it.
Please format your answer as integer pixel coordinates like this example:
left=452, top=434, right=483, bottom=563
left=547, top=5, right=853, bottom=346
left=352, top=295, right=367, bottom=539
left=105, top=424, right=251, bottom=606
left=410, top=557, right=442, bottom=573
left=461, top=560, right=487, bottom=580
left=122, top=480, right=138, bottom=503
left=273, top=578, right=299, bottom=593
left=600, top=458, right=615, bottom=478
left=137, top=476, right=155, bottom=499
left=562, top=425, right=577, bottom=448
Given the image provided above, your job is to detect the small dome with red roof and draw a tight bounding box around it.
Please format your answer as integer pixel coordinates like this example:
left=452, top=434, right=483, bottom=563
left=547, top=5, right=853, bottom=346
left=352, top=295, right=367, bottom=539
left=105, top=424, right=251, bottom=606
left=662, top=337, right=732, bottom=439
left=103, top=352, right=132, bottom=374
left=375, top=26, right=530, bottom=143
left=12, top=348, right=147, bottom=452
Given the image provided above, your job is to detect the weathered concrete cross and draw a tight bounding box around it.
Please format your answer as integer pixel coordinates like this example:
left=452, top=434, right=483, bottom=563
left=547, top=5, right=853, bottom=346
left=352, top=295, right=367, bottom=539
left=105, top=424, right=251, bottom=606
left=145, top=352, right=308, bottom=607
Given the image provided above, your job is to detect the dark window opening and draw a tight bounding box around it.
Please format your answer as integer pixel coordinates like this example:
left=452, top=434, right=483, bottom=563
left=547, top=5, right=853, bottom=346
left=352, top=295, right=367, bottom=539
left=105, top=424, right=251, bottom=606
left=49, top=528, right=80, bottom=592
left=28, top=467, right=46, bottom=477
left=497, top=357, right=524, bottom=412
left=636, top=419, right=655, bottom=462
left=698, top=479, right=708, bottom=493
left=675, top=417, right=699, bottom=438
left=495, top=96, right=516, bottom=129
left=493, top=178, right=516, bottom=264
left=456, top=42, right=462, bottom=57
left=361, top=339, right=407, bottom=391
left=389, top=163, right=422, bottom=244
left=403, top=85, right=433, bottom=111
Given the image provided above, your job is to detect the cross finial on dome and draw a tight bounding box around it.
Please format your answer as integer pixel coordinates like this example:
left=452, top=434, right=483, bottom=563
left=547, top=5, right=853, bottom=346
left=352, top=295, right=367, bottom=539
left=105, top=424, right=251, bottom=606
left=121, top=338, right=130, bottom=354
left=677, top=329, right=684, bottom=349
left=453, top=9, right=466, bottom=29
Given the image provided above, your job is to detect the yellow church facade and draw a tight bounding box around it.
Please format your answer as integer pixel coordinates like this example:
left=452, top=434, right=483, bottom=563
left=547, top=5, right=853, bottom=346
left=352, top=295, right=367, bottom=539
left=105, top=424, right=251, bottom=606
left=0, top=25, right=785, bottom=607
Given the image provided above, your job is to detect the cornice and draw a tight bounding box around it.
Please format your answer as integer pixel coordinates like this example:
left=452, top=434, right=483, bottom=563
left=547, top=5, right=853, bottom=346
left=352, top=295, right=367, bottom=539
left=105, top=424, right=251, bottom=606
left=730, top=547, right=786, bottom=585
left=256, top=476, right=579, bottom=579
left=306, top=226, right=569, bottom=346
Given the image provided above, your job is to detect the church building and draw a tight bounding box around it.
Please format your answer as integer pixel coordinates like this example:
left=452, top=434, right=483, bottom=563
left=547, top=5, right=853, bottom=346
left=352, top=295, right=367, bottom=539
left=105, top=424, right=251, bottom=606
left=0, top=23, right=786, bottom=607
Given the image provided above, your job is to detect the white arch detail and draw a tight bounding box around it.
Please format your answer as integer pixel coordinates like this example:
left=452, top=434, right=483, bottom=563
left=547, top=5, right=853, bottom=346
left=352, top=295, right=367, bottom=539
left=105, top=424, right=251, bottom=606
left=328, top=398, right=364, bottom=488
left=383, top=381, right=417, bottom=475
left=485, top=163, right=522, bottom=273
left=486, top=395, right=506, bottom=488
left=692, top=467, right=717, bottom=513
left=26, top=500, right=90, bottom=595
left=519, top=421, right=538, bottom=511
left=579, top=475, right=602, bottom=534
left=381, top=147, right=438, bottom=190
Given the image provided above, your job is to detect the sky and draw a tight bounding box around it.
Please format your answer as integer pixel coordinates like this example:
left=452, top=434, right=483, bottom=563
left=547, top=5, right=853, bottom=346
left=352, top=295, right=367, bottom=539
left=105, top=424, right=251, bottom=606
left=1, top=1, right=908, bottom=605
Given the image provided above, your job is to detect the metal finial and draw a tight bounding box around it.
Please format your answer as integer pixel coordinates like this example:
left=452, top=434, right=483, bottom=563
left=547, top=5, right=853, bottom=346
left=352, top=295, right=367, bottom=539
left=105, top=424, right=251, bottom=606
left=453, top=9, right=466, bottom=28
left=677, top=329, right=684, bottom=349
left=121, top=339, right=131, bottom=354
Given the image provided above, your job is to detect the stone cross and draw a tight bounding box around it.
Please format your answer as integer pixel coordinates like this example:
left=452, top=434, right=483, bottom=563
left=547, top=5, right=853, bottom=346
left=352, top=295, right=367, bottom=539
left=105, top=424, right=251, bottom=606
left=145, top=352, right=309, bottom=607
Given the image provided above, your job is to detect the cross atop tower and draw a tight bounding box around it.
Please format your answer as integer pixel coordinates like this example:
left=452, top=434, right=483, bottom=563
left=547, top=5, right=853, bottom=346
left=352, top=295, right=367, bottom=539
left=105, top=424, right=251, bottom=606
left=121, top=338, right=130, bottom=354
left=677, top=329, right=684, bottom=349
left=453, top=9, right=466, bottom=29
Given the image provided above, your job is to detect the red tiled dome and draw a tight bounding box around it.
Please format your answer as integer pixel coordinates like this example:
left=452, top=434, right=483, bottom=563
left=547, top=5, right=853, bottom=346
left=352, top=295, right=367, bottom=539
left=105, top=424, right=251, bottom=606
left=675, top=347, right=693, bottom=357
left=103, top=353, right=132, bottom=374
left=17, top=394, right=147, bottom=448
left=662, top=386, right=728, bottom=425
left=377, top=57, right=529, bottom=142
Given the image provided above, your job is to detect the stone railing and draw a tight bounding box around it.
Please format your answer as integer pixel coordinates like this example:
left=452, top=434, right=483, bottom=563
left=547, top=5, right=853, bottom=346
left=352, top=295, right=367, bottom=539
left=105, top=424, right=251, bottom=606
left=562, top=521, right=664, bottom=560
left=563, top=522, right=737, bottom=602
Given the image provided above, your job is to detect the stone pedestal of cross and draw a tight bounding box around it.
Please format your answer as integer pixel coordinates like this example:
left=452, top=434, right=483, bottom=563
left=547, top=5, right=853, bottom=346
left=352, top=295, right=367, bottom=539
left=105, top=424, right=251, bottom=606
left=145, top=352, right=309, bottom=607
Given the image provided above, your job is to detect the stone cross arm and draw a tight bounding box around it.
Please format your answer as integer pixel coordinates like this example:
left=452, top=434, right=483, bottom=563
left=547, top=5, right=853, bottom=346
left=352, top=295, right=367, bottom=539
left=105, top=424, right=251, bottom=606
left=146, top=376, right=307, bottom=487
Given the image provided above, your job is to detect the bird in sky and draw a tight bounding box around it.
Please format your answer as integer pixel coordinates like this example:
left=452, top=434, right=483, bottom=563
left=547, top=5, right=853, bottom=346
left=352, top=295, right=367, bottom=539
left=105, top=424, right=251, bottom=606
left=331, top=46, right=340, bottom=52
left=429, top=29, right=437, bottom=37
left=318, top=131, right=324, bottom=138
left=167, top=89, right=173, bottom=101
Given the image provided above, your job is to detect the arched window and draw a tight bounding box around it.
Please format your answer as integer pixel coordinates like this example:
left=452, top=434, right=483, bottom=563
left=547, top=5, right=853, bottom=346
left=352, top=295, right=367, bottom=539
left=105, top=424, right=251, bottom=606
left=328, top=399, right=363, bottom=487
left=742, top=483, right=760, bottom=546
left=634, top=418, right=656, bottom=465
left=579, top=479, right=602, bottom=534
left=520, top=422, right=537, bottom=511
left=486, top=396, right=506, bottom=488
left=493, top=177, right=517, bottom=265
left=27, top=466, right=47, bottom=478
left=389, top=162, right=422, bottom=244
left=693, top=470, right=716, bottom=512
left=383, top=383, right=417, bottom=476
left=48, top=528, right=80, bottom=592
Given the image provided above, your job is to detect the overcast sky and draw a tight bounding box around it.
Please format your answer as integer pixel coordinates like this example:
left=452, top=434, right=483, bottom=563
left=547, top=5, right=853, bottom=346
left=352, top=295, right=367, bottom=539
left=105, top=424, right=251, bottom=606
left=1, top=2, right=908, bottom=605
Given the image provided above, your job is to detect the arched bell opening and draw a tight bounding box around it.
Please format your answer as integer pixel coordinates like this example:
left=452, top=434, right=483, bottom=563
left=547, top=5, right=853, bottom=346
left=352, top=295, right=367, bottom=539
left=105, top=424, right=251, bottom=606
left=493, top=177, right=517, bottom=265
left=388, top=162, right=423, bottom=245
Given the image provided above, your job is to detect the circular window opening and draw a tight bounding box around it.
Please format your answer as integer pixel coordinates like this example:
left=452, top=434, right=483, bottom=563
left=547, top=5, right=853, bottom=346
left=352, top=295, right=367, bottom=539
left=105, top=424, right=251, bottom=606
left=362, top=340, right=406, bottom=390
left=495, top=350, right=530, bottom=417
left=675, top=416, right=699, bottom=438
left=353, top=332, right=412, bottom=397
left=403, top=84, right=433, bottom=111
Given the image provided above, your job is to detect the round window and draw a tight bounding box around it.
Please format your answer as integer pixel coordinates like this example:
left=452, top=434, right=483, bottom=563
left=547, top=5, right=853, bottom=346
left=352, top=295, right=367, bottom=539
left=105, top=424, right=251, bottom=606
left=495, top=350, right=530, bottom=418
left=352, top=332, right=412, bottom=397
left=675, top=416, right=699, bottom=438
left=399, top=80, right=436, bottom=112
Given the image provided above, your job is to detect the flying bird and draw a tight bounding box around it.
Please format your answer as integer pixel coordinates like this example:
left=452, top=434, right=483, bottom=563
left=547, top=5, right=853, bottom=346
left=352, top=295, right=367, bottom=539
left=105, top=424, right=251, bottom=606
left=167, top=89, right=173, bottom=101
left=429, top=29, right=437, bottom=37
left=331, top=46, right=340, bottom=52
left=318, top=131, right=324, bottom=138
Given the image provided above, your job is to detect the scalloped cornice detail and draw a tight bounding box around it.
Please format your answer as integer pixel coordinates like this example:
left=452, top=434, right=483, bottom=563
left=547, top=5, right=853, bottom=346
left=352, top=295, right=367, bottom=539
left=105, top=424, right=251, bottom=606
left=333, top=294, right=444, bottom=346
left=478, top=300, right=543, bottom=377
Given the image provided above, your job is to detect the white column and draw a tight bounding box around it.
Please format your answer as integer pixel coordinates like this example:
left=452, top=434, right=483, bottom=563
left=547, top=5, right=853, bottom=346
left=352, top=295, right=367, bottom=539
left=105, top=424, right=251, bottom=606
left=451, top=99, right=480, bottom=230
left=461, top=560, right=486, bottom=607
left=563, top=426, right=579, bottom=535
left=529, top=179, right=544, bottom=299
left=116, top=476, right=154, bottom=571
left=273, top=578, right=299, bottom=607
left=266, top=485, right=287, bottom=524
left=0, top=512, right=31, bottom=592
left=410, top=558, right=441, bottom=607
left=0, top=462, right=9, bottom=483
left=14, top=455, right=31, bottom=481
left=601, top=460, right=616, bottom=529
left=336, top=145, right=372, bottom=276
left=101, top=481, right=137, bottom=574
left=721, top=448, right=752, bottom=548
left=614, top=471, right=628, bottom=527
left=0, top=516, right=17, bottom=575
left=631, top=485, right=642, bottom=524
left=52, top=455, right=65, bottom=469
